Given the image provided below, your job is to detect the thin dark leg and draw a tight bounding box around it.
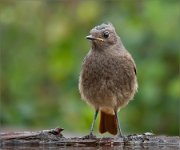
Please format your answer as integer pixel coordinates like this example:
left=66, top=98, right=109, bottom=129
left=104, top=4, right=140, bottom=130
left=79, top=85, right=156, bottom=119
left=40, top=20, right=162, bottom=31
left=115, top=110, right=123, bottom=137
left=89, top=109, right=99, bottom=137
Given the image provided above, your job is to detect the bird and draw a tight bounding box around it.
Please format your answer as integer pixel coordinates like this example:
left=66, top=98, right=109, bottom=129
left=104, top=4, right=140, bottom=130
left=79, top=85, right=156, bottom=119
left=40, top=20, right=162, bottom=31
left=79, top=23, right=138, bottom=137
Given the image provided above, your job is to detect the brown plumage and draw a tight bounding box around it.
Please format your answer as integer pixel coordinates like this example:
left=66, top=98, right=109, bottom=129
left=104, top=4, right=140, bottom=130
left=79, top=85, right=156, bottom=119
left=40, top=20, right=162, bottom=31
left=99, top=111, right=117, bottom=135
left=79, top=23, right=138, bottom=137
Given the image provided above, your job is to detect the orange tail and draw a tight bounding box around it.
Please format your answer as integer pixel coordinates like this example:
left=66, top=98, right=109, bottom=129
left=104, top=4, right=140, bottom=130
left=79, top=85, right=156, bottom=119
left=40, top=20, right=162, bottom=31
left=99, top=111, right=118, bottom=135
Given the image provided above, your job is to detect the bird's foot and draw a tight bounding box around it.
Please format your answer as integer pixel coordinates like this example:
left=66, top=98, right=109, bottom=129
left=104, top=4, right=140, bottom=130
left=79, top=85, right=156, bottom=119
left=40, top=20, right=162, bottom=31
left=82, top=133, right=96, bottom=139
left=117, top=134, right=128, bottom=141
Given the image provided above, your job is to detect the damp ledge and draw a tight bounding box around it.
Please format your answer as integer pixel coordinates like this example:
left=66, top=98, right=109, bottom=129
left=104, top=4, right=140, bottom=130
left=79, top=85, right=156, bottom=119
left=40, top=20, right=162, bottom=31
left=0, top=127, right=179, bottom=149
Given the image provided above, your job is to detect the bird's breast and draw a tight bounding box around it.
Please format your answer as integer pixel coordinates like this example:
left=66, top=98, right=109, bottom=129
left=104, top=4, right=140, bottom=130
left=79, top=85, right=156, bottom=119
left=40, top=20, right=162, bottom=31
left=79, top=53, right=117, bottom=102
left=79, top=51, right=137, bottom=109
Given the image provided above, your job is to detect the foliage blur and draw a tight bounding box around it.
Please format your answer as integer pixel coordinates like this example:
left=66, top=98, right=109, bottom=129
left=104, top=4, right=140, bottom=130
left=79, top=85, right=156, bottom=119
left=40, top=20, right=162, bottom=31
left=0, top=0, right=179, bottom=135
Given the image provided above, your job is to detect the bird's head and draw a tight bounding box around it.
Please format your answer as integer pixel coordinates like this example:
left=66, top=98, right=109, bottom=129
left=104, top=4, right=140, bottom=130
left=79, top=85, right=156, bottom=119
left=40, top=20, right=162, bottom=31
left=86, top=23, right=121, bottom=51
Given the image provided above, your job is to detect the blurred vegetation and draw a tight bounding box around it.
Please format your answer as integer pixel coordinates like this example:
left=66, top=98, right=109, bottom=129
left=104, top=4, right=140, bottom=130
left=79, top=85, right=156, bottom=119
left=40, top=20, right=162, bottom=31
left=0, top=0, right=179, bottom=135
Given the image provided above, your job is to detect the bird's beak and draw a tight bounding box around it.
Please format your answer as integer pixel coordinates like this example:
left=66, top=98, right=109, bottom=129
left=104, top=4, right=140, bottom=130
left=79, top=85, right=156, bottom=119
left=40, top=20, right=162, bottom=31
left=86, top=35, right=104, bottom=42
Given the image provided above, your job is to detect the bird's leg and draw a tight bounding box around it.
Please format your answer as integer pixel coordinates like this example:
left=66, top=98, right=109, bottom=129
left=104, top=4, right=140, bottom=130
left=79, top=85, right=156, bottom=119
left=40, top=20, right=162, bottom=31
left=114, top=110, right=123, bottom=137
left=88, top=109, right=99, bottom=138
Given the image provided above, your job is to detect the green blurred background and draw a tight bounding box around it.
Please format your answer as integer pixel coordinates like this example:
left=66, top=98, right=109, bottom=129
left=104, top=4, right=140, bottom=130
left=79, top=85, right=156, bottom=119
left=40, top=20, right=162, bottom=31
left=0, top=0, right=179, bottom=136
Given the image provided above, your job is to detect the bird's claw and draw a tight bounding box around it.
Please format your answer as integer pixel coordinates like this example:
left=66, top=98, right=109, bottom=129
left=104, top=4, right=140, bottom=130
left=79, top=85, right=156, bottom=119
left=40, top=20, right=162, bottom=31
left=118, top=134, right=128, bottom=141
left=83, top=133, right=96, bottom=139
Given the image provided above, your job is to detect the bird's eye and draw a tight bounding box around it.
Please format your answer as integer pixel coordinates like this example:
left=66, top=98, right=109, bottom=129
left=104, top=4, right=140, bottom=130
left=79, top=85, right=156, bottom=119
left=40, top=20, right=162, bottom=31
left=103, top=31, right=109, bottom=38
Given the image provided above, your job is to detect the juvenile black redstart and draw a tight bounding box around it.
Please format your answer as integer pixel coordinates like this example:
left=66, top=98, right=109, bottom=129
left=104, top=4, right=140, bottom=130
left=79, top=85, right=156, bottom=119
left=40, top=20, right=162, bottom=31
left=79, top=23, right=138, bottom=137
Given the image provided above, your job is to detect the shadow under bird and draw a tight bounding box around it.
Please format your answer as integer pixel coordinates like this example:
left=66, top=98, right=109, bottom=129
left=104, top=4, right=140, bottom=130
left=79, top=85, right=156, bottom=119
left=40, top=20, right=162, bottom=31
left=79, top=23, right=138, bottom=137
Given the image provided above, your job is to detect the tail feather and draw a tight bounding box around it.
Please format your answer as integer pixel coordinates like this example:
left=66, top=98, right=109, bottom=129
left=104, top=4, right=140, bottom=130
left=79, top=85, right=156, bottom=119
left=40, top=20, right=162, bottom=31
left=99, top=111, right=117, bottom=135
